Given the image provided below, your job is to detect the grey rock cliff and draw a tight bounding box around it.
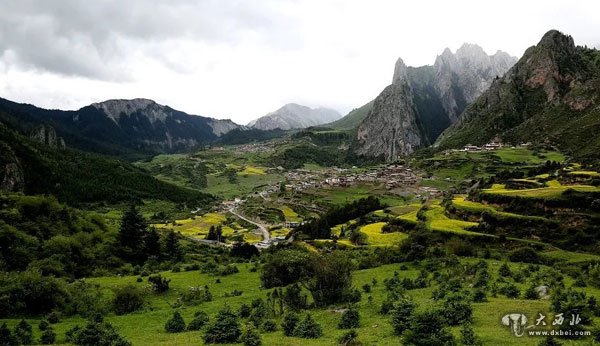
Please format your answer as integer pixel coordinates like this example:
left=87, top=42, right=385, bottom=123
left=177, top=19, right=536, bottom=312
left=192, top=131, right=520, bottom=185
left=357, top=44, right=516, bottom=160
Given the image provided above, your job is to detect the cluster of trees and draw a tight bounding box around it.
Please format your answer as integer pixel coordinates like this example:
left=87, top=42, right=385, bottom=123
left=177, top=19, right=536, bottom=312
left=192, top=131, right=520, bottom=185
left=261, top=249, right=360, bottom=307
left=117, top=206, right=183, bottom=265
left=296, top=197, right=384, bottom=239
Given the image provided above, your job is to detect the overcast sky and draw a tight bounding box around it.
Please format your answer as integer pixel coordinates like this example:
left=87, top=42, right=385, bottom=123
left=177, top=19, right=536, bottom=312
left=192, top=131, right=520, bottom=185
left=1, top=0, right=599, bottom=124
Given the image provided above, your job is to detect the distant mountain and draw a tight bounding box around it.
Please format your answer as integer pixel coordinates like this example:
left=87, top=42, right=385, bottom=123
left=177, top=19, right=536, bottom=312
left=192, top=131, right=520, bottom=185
left=0, top=97, right=242, bottom=158
left=327, top=101, right=374, bottom=130
left=356, top=44, right=516, bottom=160
left=436, top=30, right=600, bottom=160
left=248, top=103, right=342, bottom=130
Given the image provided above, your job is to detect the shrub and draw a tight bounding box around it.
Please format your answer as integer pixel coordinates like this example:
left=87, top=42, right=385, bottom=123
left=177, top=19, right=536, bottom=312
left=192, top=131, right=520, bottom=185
left=238, top=303, right=252, bottom=318
left=38, top=319, right=50, bottom=331
left=498, top=263, right=512, bottom=277
left=0, top=323, right=18, bottom=346
left=442, top=294, right=473, bottom=326
left=281, top=312, right=299, bottom=336
left=390, top=297, right=417, bottom=335
left=537, top=335, right=563, bottom=346
left=500, top=284, right=520, bottom=298
left=403, top=309, right=455, bottom=346
left=69, top=318, right=131, bottom=346
left=362, top=284, right=371, bottom=293
left=180, top=286, right=212, bottom=305
left=218, top=264, right=239, bottom=276
left=523, top=285, right=539, bottom=300
left=282, top=284, right=308, bottom=311
left=240, top=326, right=262, bottom=346
left=203, top=306, right=242, bottom=344
left=261, top=320, right=277, bottom=332
left=460, top=323, right=482, bottom=346
left=293, top=314, right=323, bottom=339
left=113, top=285, right=144, bottom=315
left=39, top=327, right=56, bottom=345
left=338, top=329, right=359, bottom=346
left=165, top=311, right=186, bottom=333
left=47, top=311, right=61, bottom=324
left=472, top=289, right=487, bottom=303
left=148, top=275, right=170, bottom=293
left=187, top=311, right=209, bottom=331
left=338, top=308, right=360, bottom=329
left=13, top=319, right=33, bottom=345
left=509, top=247, right=541, bottom=263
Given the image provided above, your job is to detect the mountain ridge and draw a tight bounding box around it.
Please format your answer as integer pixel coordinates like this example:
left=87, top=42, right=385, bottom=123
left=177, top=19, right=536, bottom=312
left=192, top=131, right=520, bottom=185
left=356, top=43, right=517, bottom=160
left=248, top=103, right=342, bottom=130
left=436, top=30, right=600, bottom=160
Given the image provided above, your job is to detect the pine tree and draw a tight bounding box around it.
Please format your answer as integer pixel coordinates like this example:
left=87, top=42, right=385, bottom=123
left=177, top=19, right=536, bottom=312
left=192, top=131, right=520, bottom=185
left=240, top=325, right=262, bottom=346
left=0, top=323, right=18, bottom=346
left=460, top=323, right=482, bottom=346
left=117, top=205, right=148, bottom=263
left=162, top=230, right=183, bottom=262
left=143, top=227, right=161, bottom=260
left=203, top=306, right=241, bottom=343
left=165, top=311, right=186, bottom=333
left=14, top=319, right=33, bottom=345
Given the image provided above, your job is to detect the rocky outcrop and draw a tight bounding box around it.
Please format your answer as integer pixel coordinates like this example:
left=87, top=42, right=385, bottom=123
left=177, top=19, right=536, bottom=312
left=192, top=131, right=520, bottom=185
left=0, top=142, right=24, bottom=192
left=436, top=30, right=600, bottom=159
left=30, top=125, right=66, bottom=149
left=248, top=103, right=342, bottom=130
left=357, top=44, right=516, bottom=160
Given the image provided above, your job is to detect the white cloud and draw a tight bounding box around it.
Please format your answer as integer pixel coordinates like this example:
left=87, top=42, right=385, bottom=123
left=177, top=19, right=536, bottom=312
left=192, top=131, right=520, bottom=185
left=1, top=0, right=599, bottom=124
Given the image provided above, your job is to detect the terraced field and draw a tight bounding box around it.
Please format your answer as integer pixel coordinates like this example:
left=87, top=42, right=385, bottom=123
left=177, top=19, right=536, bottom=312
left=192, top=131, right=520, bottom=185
left=359, top=222, right=408, bottom=246
left=481, top=184, right=600, bottom=199
left=423, top=202, right=480, bottom=235
left=451, top=196, right=547, bottom=221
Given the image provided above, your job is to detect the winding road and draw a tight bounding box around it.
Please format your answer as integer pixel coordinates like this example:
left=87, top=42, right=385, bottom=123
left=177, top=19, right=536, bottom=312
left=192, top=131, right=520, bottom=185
left=229, top=208, right=270, bottom=242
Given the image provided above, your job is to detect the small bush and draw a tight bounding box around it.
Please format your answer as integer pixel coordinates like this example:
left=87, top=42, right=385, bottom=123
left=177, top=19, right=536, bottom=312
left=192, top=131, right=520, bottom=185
left=187, top=311, right=209, bottom=331
left=261, top=320, right=277, bottom=332
left=281, top=312, right=299, bottom=336
left=293, top=314, right=323, bottom=339
left=338, top=308, right=360, bottom=329
left=14, top=319, right=33, bottom=345
left=165, top=311, right=186, bottom=333
left=240, top=326, right=262, bottom=346
left=47, top=311, right=61, bottom=324
left=203, top=306, right=241, bottom=344
left=113, top=285, right=145, bottom=315
left=148, top=275, right=171, bottom=293
left=338, top=329, right=360, bottom=346
left=238, top=304, right=251, bottom=318
left=0, top=323, right=18, bottom=346
left=39, top=327, right=56, bottom=345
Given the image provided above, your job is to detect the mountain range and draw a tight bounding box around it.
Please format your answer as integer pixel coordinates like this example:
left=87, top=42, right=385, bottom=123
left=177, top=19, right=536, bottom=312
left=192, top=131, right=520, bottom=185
left=436, top=30, right=600, bottom=160
left=0, top=97, right=243, bottom=158
left=248, top=103, right=342, bottom=130
left=355, top=44, right=517, bottom=160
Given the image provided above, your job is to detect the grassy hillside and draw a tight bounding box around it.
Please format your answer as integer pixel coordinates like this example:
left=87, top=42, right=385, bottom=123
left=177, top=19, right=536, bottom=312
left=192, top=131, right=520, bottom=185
left=0, top=123, right=213, bottom=206
left=327, top=101, right=374, bottom=130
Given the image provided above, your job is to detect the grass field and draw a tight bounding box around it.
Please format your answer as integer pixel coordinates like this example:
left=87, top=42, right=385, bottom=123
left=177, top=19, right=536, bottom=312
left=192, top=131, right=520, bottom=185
left=279, top=206, right=302, bottom=222
left=204, top=173, right=282, bottom=199
left=2, top=260, right=594, bottom=345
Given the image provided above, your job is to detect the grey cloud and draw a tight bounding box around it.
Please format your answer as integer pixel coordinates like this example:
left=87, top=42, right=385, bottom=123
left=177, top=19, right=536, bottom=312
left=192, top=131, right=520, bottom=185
left=0, top=0, right=299, bottom=79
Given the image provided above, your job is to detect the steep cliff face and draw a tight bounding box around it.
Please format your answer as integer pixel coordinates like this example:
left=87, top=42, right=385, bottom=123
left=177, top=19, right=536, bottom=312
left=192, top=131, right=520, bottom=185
left=30, top=125, right=66, bottom=149
left=248, top=103, right=342, bottom=130
left=0, top=141, right=24, bottom=192
left=436, top=30, right=600, bottom=159
left=357, top=45, right=516, bottom=160
left=357, top=59, right=426, bottom=160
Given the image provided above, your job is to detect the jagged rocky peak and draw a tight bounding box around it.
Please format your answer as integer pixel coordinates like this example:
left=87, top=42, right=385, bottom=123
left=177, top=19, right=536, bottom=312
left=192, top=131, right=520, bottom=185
left=356, top=43, right=516, bottom=161
left=30, top=125, right=66, bottom=149
left=392, top=57, right=408, bottom=84
left=538, top=29, right=575, bottom=50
